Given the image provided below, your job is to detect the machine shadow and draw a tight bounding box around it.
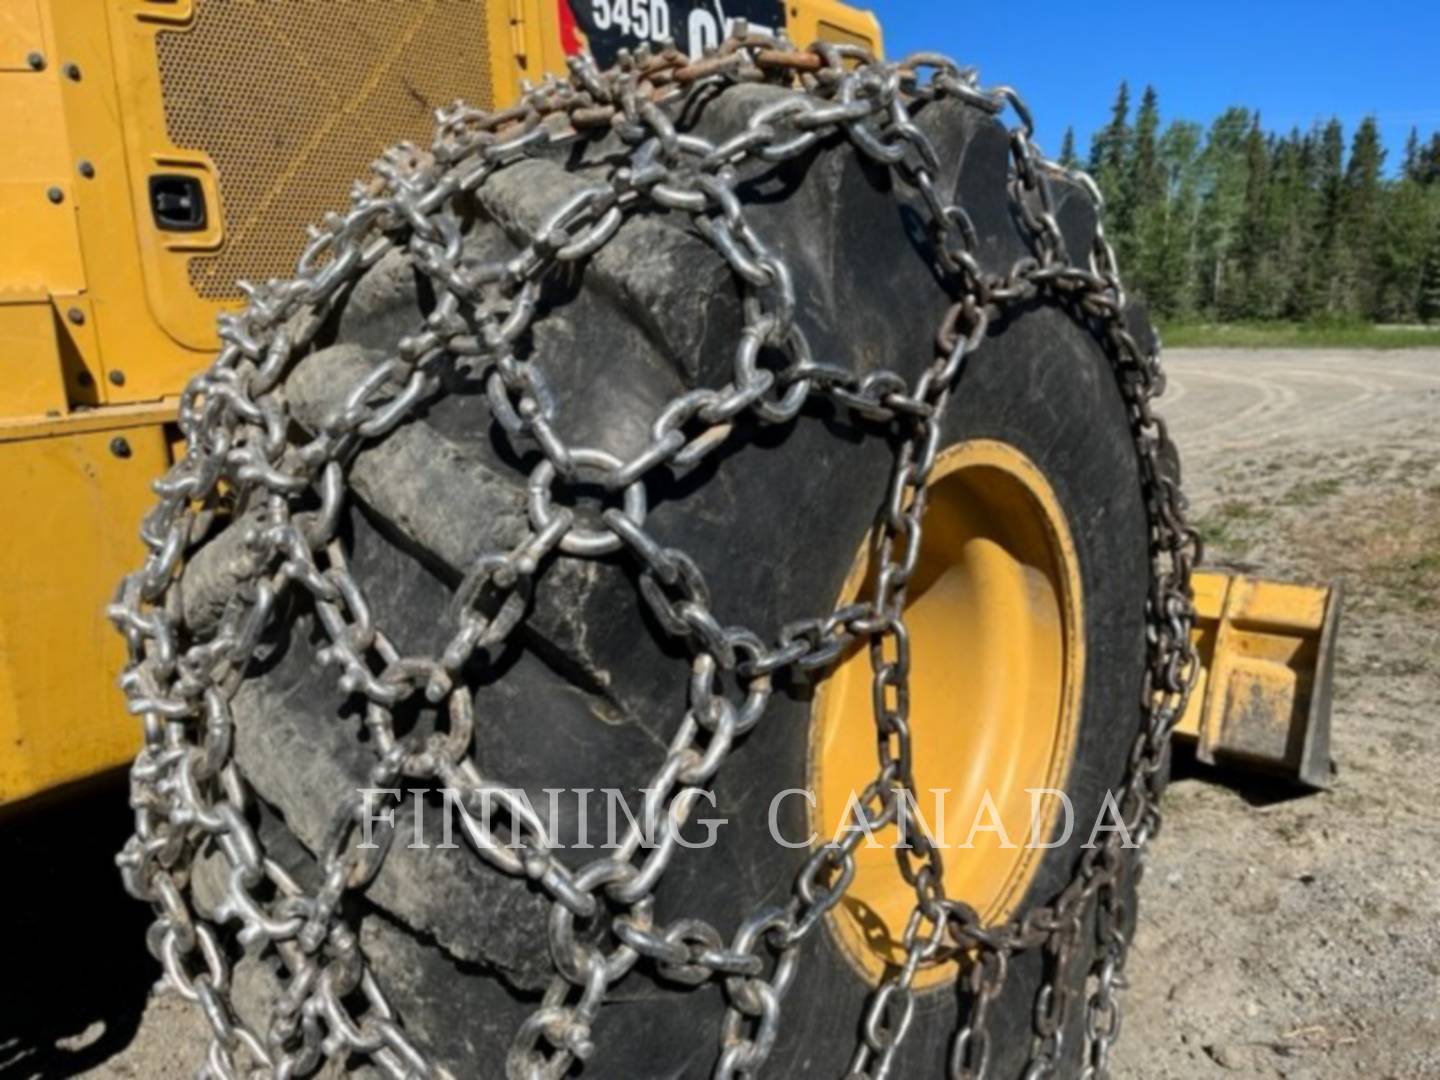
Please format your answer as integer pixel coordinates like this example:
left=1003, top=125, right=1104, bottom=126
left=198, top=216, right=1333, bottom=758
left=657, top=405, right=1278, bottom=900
left=0, top=772, right=157, bottom=1079
left=1168, top=741, right=1324, bottom=809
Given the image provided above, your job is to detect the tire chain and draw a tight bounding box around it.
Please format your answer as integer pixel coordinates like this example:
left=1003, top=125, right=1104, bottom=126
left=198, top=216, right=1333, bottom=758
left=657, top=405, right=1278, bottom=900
left=110, top=28, right=1199, bottom=1080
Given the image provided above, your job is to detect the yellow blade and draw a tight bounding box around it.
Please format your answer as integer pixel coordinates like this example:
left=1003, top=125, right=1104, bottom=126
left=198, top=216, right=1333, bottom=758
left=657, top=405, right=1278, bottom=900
left=1174, top=571, right=1341, bottom=789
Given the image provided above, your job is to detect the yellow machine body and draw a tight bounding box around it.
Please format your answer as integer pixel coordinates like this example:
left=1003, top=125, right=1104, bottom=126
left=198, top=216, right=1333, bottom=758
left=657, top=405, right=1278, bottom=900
left=0, top=0, right=881, bottom=808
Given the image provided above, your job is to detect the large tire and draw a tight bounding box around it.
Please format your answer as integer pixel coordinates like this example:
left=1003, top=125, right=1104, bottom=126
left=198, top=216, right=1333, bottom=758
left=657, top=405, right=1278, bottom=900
left=150, top=73, right=1155, bottom=1079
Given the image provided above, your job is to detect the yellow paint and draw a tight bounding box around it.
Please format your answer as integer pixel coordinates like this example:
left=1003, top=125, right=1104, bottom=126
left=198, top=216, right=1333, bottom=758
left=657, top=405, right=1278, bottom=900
left=0, top=421, right=169, bottom=804
left=0, top=297, right=67, bottom=418
left=38, top=0, right=208, bottom=402
left=0, top=0, right=44, bottom=71
left=0, top=397, right=177, bottom=444
left=810, top=440, right=1085, bottom=989
left=0, top=0, right=876, bottom=805
left=788, top=0, right=884, bottom=53
left=0, top=10, right=86, bottom=300
left=1175, top=571, right=1336, bottom=780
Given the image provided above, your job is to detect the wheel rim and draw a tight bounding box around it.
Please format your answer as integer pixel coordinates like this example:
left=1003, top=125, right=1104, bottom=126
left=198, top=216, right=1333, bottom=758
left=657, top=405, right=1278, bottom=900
left=809, top=439, right=1086, bottom=990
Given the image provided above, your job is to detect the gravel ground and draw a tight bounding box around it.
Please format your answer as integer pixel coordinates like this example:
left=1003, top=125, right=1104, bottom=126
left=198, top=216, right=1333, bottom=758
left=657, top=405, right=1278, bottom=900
left=2, top=348, right=1436, bottom=1079
left=1114, top=348, right=1440, bottom=1080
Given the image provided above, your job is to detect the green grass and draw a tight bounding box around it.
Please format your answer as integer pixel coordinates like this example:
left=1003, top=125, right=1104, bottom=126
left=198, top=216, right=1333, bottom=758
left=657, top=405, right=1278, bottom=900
left=1282, top=476, right=1344, bottom=507
left=1388, top=551, right=1440, bottom=613
left=1158, top=321, right=1440, bottom=349
left=1193, top=498, right=1273, bottom=553
left=1291, top=489, right=1440, bottom=616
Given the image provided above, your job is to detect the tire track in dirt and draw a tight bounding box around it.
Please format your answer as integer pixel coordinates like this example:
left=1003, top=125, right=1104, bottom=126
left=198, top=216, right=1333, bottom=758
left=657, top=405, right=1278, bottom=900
left=1162, top=348, right=1440, bottom=491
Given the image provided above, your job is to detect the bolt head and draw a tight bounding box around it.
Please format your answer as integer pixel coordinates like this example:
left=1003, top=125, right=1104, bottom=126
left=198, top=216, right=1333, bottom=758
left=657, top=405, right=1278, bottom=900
left=67, top=307, right=85, bottom=326
left=78, top=160, right=95, bottom=179
left=108, top=369, right=126, bottom=387
left=109, top=437, right=133, bottom=459
left=62, top=62, right=81, bottom=81
left=46, top=186, right=64, bottom=204
left=26, top=52, right=44, bottom=71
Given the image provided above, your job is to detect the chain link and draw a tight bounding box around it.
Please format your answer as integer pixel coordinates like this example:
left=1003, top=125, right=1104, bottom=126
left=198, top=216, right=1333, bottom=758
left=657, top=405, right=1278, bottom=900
left=111, top=27, right=1198, bottom=1080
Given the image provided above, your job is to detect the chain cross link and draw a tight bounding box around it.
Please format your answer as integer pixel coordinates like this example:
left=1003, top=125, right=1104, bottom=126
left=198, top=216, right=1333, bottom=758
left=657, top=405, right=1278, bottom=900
left=111, top=28, right=1198, bottom=1080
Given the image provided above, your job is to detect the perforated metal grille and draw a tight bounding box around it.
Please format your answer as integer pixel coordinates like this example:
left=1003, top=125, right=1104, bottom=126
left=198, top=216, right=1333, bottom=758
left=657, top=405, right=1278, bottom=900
left=156, top=1, right=494, bottom=299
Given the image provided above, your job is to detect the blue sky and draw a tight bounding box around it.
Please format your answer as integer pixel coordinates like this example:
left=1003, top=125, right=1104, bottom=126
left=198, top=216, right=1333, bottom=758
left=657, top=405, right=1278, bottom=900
left=872, top=2, right=1440, bottom=170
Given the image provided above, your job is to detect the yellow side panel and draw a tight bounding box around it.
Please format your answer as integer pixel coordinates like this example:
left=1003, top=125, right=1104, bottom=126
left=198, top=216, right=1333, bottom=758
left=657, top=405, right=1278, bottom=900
left=0, top=16, right=86, bottom=297
left=0, top=299, right=66, bottom=417
left=29, top=0, right=179, bottom=403
left=1174, top=570, right=1230, bottom=738
left=0, top=0, right=44, bottom=71
left=0, top=422, right=168, bottom=806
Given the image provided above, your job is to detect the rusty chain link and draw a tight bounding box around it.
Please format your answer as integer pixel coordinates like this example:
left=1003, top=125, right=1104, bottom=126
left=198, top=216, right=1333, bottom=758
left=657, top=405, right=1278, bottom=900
left=111, top=27, right=1198, bottom=1080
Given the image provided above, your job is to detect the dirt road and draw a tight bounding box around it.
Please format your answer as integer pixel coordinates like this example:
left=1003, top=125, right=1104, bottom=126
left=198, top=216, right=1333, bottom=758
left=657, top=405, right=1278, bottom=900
left=1160, top=348, right=1440, bottom=495
left=4, top=348, right=1437, bottom=1079
left=1116, top=348, right=1440, bottom=1079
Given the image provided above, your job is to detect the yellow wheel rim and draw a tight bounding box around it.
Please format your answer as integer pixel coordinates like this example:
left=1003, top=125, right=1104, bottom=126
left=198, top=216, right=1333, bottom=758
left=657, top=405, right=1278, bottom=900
left=809, top=439, right=1086, bottom=990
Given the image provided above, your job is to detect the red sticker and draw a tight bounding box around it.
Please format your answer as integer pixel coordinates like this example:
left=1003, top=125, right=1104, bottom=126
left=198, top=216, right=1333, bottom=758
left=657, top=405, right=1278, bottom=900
left=559, top=0, right=584, bottom=56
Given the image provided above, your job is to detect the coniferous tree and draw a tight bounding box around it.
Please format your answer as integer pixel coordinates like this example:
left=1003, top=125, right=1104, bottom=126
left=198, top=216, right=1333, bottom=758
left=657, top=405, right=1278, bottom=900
left=1151, top=120, right=1204, bottom=317
left=1058, top=127, right=1078, bottom=169
left=1193, top=108, right=1252, bottom=317
left=1271, top=130, right=1317, bottom=318
left=1128, top=88, right=1164, bottom=205
left=1089, top=83, right=1131, bottom=178
left=1308, top=119, right=1347, bottom=316
left=1290, top=128, right=1319, bottom=316
left=1421, top=134, right=1440, bottom=185
left=1232, top=118, right=1273, bottom=318
left=1418, top=216, right=1440, bottom=323
left=1340, top=117, right=1385, bottom=316
left=1375, top=174, right=1432, bottom=322
left=1090, top=83, right=1133, bottom=258
left=1068, top=84, right=1440, bottom=329
left=1404, top=127, right=1422, bottom=182
left=1126, top=87, right=1165, bottom=289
